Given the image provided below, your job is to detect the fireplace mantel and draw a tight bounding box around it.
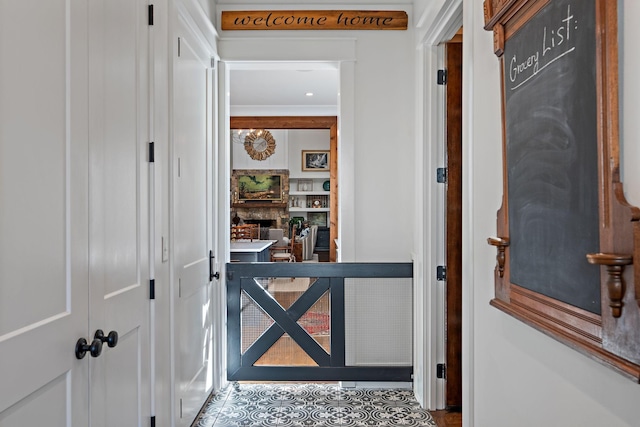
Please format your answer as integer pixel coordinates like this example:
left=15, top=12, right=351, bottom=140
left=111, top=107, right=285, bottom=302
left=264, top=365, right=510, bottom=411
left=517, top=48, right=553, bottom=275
left=231, top=169, right=291, bottom=233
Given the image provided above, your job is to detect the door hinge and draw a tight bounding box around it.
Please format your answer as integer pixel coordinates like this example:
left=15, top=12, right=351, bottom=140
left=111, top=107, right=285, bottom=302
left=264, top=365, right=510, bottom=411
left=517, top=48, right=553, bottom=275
left=437, top=265, right=447, bottom=281
left=149, top=279, right=155, bottom=299
left=148, top=4, right=154, bottom=26
left=437, top=167, right=447, bottom=183
left=177, top=37, right=181, bottom=57
left=437, top=69, right=447, bottom=85
left=149, top=142, right=155, bottom=163
left=437, top=363, right=446, bottom=379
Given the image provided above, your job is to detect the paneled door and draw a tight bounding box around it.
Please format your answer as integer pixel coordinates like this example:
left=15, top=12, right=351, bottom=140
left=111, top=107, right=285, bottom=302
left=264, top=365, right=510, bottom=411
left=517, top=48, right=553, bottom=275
left=0, top=2, right=90, bottom=425
left=0, top=1, right=150, bottom=425
left=87, top=0, right=150, bottom=425
left=172, top=13, right=214, bottom=426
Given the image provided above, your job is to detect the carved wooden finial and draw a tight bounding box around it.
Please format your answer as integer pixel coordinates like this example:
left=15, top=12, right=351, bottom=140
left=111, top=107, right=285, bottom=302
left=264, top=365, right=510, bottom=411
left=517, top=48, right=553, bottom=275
left=587, top=253, right=633, bottom=318
left=488, top=237, right=510, bottom=277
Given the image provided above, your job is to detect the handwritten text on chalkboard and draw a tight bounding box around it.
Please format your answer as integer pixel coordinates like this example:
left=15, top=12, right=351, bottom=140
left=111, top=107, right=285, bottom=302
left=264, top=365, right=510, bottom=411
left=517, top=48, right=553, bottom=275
left=503, top=0, right=600, bottom=313
left=508, top=5, right=579, bottom=90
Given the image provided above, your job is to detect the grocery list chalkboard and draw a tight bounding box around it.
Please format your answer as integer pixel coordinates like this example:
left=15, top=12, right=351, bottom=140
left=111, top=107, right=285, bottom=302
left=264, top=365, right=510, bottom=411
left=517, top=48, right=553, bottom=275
left=503, top=0, right=601, bottom=314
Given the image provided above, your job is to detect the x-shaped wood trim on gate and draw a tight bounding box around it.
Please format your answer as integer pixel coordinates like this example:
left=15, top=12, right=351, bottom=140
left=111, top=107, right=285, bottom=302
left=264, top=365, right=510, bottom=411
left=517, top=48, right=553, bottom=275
left=241, top=277, right=331, bottom=367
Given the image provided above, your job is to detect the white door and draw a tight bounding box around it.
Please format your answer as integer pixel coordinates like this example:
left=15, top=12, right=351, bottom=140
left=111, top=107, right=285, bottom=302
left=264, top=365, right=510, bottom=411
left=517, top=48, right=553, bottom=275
left=173, top=15, right=214, bottom=426
left=87, top=0, right=150, bottom=425
left=0, top=1, right=90, bottom=425
left=0, top=1, right=150, bottom=425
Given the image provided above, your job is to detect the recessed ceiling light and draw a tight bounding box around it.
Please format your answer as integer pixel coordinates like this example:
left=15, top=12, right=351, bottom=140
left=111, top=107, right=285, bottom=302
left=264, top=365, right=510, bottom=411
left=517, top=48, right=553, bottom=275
left=305, top=92, right=314, bottom=97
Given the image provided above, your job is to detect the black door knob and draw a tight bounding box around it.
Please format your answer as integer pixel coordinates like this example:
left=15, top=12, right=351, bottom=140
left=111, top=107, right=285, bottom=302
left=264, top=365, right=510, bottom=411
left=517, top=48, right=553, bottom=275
left=75, top=337, right=103, bottom=359
left=94, top=329, right=118, bottom=348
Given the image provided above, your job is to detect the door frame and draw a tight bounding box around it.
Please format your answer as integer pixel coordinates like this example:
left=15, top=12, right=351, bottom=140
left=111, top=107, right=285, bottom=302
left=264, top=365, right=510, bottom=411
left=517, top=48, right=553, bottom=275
left=444, top=37, right=463, bottom=411
left=415, top=0, right=463, bottom=411
left=217, top=41, right=357, bottom=388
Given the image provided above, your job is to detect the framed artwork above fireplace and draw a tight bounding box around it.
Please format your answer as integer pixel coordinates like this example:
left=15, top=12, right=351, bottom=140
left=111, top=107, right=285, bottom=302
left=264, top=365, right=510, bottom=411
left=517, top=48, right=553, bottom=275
left=232, top=169, right=289, bottom=208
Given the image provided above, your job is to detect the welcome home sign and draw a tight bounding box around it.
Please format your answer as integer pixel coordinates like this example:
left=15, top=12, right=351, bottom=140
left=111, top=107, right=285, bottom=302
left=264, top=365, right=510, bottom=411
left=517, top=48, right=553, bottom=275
left=221, top=10, right=408, bottom=30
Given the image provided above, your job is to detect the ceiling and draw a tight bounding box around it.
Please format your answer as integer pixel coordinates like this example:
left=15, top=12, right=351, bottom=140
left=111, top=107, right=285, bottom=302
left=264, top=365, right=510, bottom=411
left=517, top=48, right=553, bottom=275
left=230, top=64, right=339, bottom=116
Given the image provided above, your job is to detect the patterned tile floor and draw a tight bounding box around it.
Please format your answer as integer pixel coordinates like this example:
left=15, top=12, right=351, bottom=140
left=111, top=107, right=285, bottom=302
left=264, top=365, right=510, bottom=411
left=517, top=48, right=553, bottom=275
left=192, top=383, right=437, bottom=427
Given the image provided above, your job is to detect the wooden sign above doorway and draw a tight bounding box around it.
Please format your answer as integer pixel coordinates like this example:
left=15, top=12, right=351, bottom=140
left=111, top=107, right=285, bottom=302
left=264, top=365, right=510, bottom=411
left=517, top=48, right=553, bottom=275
left=221, top=10, right=408, bottom=31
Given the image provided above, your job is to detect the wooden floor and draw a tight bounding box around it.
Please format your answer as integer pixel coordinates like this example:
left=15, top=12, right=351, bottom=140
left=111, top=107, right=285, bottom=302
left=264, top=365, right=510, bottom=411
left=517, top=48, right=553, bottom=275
left=431, top=409, right=462, bottom=427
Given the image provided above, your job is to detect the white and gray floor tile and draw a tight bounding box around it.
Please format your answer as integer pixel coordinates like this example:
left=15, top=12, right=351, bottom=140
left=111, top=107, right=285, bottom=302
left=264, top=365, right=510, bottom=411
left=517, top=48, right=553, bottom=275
left=192, top=383, right=437, bottom=427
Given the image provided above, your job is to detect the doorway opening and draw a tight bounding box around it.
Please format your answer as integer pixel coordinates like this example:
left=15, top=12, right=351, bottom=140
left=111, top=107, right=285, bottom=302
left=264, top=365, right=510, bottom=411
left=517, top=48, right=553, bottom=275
left=418, top=0, right=463, bottom=414
left=226, top=63, right=339, bottom=371
left=229, top=116, right=338, bottom=264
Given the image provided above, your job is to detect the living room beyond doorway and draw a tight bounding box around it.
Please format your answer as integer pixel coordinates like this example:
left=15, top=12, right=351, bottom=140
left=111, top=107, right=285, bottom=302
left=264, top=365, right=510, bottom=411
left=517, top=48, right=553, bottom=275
left=230, top=116, right=338, bottom=262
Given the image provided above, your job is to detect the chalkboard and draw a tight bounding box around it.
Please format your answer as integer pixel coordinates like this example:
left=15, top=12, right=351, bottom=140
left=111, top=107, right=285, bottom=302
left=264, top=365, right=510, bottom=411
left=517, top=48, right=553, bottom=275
left=503, top=0, right=601, bottom=314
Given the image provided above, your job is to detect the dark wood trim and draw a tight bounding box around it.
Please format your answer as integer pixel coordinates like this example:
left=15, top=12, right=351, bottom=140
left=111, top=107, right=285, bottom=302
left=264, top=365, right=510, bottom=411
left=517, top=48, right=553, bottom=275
left=485, top=0, right=549, bottom=56
left=230, top=116, right=337, bottom=130
left=445, top=40, right=463, bottom=409
left=490, top=297, right=640, bottom=381
left=329, top=122, right=338, bottom=262
left=230, top=116, right=338, bottom=262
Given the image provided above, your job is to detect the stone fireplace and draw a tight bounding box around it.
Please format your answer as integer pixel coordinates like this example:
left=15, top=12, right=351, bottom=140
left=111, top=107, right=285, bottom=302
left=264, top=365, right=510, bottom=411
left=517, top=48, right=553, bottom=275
left=233, top=208, right=289, bottom=239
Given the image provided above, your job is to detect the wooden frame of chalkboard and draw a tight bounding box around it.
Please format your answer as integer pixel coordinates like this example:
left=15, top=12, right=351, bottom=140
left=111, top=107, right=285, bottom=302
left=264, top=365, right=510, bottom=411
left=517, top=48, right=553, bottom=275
left=484, top=0, right=640, bottom=381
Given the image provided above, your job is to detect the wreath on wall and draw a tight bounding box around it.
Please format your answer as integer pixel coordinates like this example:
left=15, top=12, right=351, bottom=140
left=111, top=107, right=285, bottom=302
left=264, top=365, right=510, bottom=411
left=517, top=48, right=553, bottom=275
left=244, top=129, right=276, bottom=161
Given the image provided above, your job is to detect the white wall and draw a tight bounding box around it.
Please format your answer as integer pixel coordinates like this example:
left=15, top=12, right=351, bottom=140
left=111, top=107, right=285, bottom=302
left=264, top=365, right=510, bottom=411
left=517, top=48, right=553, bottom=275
left=230, top=129, right=330, bottom=175
left=349, top=29, right=415, bottom=262
left=288, top=129, right=330, bottom=179
left=231, top=129, right=289, bottom=170
left=464, top=0, right=640, bottom=426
